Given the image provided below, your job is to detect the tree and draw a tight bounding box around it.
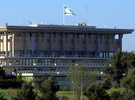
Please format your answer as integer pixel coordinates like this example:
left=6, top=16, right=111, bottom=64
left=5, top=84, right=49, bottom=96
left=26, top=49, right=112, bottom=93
left=16, top=73, right=22, bottom=80
left=36, top=77, right=59, bottom=100
left=0, top=67, right=5, bottom=79
left=33, top=77, right=48, bottom=88
left=0, top=92, right=8, bottom=100
left=59, top=96, right=69, bottom=100
left=67, top=62, right=99, bottom=100
left=103, top=50, right=135, bottom=85
left=83, top=83, right=110, bottom=100
left=14, top=82, right=36, bottom=100
left=101, top=78, right=111, bottom=90
left=121, top=68, right=135, bottom=92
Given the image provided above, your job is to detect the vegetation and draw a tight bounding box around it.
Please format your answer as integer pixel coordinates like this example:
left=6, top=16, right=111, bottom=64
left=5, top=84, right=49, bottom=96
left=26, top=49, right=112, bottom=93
left=58, top=96, right=69, bottom=100
left=103, top=50, right=135, bottom=85
left=14, top=82, right=36, bottom=100
left=0, top=67, right=5, bottom=78
left=103, top=50, right=135, bottom=99
left=83, top=83, right=110, bottom=100
left=1, top=50, right=135, bottom=100
left=0, top=79, right=23, bottom=89
left=121, top=68, right=135, bottom=92
left=35, top=77, right=59, bottom=100
left=67, top=62, right=98, bottom=100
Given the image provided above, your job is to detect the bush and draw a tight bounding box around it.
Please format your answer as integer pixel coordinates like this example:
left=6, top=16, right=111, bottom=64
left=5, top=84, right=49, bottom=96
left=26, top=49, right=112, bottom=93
left=0, top=79, right=23, bottom=89
left=35, top=77, right=59, bottom=100
left=14, top=82, right=36, bottom=100
left=110, top=91, right=122, bottom=100
left=60, top=87, right=71, bottom=91
left=59, top=96, right=69, bottom=100
left=83, top=83, right=110, bottom=100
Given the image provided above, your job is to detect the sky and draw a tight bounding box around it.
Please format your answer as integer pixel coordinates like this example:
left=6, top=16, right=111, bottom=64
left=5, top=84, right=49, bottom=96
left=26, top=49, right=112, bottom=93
left=0, top=0, right=135, bottom=51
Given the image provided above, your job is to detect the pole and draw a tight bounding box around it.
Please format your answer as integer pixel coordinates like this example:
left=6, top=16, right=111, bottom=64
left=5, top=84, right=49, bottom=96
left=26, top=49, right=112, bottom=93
left=63, top=4, right=65, bottom=25
left=80, top=83, right=83, bottom=100
left=72, top=81, right=75, bottom=100
left=85, top=4, right=88, bottom=25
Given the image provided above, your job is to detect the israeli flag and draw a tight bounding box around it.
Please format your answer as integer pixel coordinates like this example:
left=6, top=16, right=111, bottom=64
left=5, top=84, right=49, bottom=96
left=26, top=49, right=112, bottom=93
left=64, top=7, right=75, bottom=16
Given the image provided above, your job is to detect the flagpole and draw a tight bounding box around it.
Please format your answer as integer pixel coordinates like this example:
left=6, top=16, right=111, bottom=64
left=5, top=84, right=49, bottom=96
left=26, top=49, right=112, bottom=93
left=63, top=4, right=65, bottom=25
left=85, top=4, right=88, bottom=25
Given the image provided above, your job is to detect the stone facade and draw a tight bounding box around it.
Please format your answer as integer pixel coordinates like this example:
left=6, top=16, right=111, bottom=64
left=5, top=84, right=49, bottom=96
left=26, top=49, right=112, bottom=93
left=0, top=24, right=133, bottom=86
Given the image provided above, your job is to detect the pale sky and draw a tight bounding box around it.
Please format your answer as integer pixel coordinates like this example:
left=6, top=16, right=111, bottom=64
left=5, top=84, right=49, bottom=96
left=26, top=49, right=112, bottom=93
left=0, top=0, right=135, bottom=51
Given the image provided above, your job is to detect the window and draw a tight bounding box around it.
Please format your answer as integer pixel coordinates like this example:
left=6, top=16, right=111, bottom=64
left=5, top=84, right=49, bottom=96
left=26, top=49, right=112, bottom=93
left=79, top=35, right=85, bottom=38
left=115, top=34, right=119, bottom=39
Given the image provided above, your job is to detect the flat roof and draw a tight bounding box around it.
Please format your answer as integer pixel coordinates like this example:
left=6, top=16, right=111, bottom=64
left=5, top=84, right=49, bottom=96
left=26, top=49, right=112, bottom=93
left=0, top=24, right=134, bottom=34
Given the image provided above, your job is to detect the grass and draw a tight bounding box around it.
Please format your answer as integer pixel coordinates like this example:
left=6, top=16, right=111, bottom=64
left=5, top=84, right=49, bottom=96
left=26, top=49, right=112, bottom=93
left=57, top=91, right=88, bottom=100
left=107, top=87, right=126, bottom=94
left=0, top=88, right=128, bottom=100
left=0, top=89, right=18, bottom=100
left=0, top=89, right=88, bottom=100
left=57, top=91, right=73, bottom=100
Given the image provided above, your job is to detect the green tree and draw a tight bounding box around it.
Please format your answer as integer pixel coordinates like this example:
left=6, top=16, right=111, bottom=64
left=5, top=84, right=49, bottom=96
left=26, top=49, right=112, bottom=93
left=0, top=92, right=8, bottom=100
left=33, top=77, right=48, bottom=88
left=83, top=83, right=110, bottom=100
left=67, top=63, right=98, bottom=100
left=121, top=68, right=135, bottom=92
left=59, top=96, right=69, bottom=100
left=103, top=50, right=135, bottom=85
left=36, top=77, right=59, bottom=100
left=16, top=73, right=22, bottom=80
left=14, top=82, right=36, bottom=100
left=0, top=67, right=5, bottom=79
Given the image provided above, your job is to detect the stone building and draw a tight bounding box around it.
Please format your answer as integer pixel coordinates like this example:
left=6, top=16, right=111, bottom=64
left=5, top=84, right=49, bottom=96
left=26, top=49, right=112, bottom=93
left=0, top=24, right=133, bottom=86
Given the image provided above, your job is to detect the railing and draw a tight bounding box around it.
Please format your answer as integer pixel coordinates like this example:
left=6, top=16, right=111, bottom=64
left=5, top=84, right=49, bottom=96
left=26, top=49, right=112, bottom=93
left=5, top=62, right=107, bottom=68
left=12, top=54, right=110, bottom=58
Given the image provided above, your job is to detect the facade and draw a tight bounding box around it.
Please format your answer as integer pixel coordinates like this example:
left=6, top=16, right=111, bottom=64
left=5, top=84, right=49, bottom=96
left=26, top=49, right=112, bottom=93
left=0, top=24, right=133, bottom=86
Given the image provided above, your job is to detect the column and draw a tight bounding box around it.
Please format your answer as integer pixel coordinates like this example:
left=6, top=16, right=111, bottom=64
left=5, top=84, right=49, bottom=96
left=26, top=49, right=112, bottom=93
left=0, top=34, right=1, bottom=53
left=49, top=33, right=52, bottom=55
left=97, top=34, right=101, bottom=57
left=119, top=34, right=123, bottom=50
left=85, top=34, right=88, bottom=56
left=4, top=32, right=8, bottom=57
left=31, top=33, right=35, bottom=56
left=24, top=33, right=27, bottom=56
left=73, top=33, right=76, bottom=55
left=61, top=33, right=64, bottom=54
left=107, top=34, right=110, bottom=57
left=37, top=33, right=40, bottom=56
left=10, top=37, right=12, bottom=57
left=2, top=36, right=4, bottom=55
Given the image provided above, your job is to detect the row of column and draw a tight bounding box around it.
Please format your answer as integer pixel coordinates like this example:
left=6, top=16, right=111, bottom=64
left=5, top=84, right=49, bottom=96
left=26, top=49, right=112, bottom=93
left=0, top=32, right=14, bottom=57
left=2, top=32, right=122, bottom=57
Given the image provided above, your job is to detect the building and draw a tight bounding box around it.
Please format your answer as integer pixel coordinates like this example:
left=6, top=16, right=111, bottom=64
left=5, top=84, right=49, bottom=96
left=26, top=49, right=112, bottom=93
left=0, top=24, right=133, bottom=86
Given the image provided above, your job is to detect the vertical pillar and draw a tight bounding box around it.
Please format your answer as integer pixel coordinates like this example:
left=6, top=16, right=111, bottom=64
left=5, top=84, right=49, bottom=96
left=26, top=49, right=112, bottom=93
left=2, top=36, right=4, bottom=55
left=37, top=32, right=40, bottom=56
left=24, top=33, right=26, bottom=56
left=0, top=34, right=1, bottom=53
left=10, top=37, right=12, bottom=56
left=49, top=33, right=52, bottom=55
left=4, top=32, right=8, bottom=57
left=61, top=33, right=64, bottom=54
left=107, top=34, right=110, bottom=57
left=31, top=33, right=35, bottom=56
left=97, top=34, right=101, bottom=57
left=41, top=33, right=43, bottom=54
left=85, top=34, right=88, bottom=56
left=73, top=33, right=76, bottom=55
left=119, top=34, right=123, bottom=50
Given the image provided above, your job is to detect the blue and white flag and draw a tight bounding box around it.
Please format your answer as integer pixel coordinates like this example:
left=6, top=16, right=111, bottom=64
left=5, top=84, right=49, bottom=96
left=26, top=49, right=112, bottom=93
left=64, top=7, right=75, bottom=16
